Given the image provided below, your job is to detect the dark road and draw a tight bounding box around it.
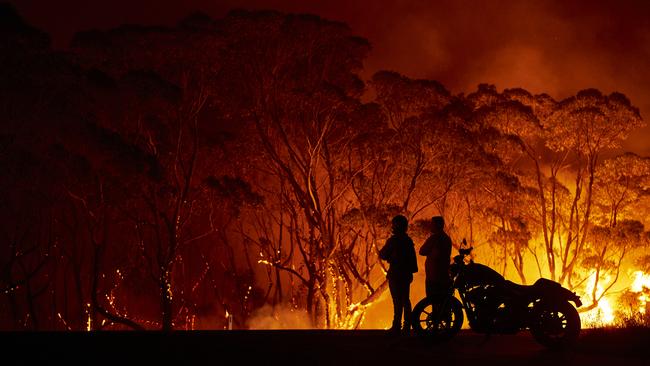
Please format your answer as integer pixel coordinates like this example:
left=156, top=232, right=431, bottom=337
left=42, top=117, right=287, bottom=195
left=3, top=328, right=649, bottom=365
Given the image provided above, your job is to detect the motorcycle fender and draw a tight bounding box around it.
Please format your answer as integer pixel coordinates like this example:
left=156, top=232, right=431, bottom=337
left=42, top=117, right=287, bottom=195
left=533, top=278, right=582, bottom=308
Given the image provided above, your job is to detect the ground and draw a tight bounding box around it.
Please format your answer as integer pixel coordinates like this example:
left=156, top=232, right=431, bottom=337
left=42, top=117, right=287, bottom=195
left=3, top=328, right=649, bottom=365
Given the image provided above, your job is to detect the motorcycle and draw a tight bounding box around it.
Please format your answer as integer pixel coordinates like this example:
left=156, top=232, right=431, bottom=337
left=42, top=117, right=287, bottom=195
left=411, top=240, right=582, bottom=349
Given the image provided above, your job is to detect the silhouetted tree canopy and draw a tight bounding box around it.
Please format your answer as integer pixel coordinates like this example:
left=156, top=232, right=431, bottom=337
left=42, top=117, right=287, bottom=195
left=0, top=4, right=648, bottom=330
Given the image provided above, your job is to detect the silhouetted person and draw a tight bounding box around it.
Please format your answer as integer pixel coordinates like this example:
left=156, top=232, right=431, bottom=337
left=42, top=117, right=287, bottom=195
left=379, top=215, right=418, bottom=333
left=419, top=216, right=452, bottom=299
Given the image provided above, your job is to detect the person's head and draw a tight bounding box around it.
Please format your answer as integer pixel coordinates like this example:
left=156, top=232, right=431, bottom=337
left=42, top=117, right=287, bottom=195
left=431, top=216, right=445, bottom=234
left=391, top=215, right=408, bottom=234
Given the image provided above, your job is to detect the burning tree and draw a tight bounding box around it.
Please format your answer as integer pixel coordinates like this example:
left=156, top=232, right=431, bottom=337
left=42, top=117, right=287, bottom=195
left=2, top=4, right=650, bottom=330
left=543, top=90, right=644, bottom=288
left=217, top=11, right=384, bottom=327
left=69, top=14, right=272, bottom=330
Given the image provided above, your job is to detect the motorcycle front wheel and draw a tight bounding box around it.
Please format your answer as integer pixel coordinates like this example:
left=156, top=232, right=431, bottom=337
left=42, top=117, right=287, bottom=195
left=411, top=296, right=464, bottom=341
left=529, top=301, right=581, bottom=349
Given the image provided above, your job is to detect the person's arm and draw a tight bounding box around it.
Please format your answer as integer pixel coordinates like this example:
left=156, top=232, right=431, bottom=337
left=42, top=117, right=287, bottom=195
left=419, top=237, right=433, bottom=256
left=409, top=241, right=418, bottom=273
left=379, top=238, right=394, bottom=261
left=444, top=235, right=452, bottom=260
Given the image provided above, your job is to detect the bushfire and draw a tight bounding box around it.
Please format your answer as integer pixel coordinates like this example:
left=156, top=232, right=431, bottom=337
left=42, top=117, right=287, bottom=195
left=1, top=4, right=650, bottom=332
left=575, top=269, right=650, bottom=328
left=630, top=272, right=650, bottom=315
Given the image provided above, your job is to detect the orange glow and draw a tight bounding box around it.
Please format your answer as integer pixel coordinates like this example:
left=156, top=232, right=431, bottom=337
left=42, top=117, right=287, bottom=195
left=575, top=271, right=616, bottom=327
left=86, top=303, right=92, bottom=331
left=630, top=271, right=650, bottom=314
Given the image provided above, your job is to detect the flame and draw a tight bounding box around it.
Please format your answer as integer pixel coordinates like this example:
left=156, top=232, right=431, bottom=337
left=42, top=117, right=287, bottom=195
left=630, top=271, right=650, bottom=314
left=85, top=303, right=93, bottom=331
left=57, top=313, right=71, bottom=331
left=225, top=309, right=233, bottom=330
left=594, top=297, right=615, bottom=324
left=581, top=271, right=615, bottom=326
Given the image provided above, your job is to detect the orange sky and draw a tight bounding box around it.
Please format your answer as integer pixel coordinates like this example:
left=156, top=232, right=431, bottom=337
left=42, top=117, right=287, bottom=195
left=10, top=0, right=650, bottom=155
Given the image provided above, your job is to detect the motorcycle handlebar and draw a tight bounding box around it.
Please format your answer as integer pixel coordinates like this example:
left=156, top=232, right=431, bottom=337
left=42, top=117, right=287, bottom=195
left=459, top=238, right=473, bottom=256
left=459, top=247, right=473, bottom=256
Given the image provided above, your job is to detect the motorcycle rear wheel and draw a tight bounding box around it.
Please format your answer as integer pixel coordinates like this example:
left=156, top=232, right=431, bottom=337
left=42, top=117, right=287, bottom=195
left=411, top=296, right=464, bottom=341
left=530, top=301, right=580, bottom=349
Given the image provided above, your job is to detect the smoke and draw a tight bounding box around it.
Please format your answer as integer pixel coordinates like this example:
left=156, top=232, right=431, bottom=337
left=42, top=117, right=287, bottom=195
left=9, top=0, right=650, bottom=154
left=246, top=304, right=314, bottom=329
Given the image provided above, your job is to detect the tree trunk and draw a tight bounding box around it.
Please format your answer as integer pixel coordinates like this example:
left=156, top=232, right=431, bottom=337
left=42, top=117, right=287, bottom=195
left=160, top=265, right=173, bottom=331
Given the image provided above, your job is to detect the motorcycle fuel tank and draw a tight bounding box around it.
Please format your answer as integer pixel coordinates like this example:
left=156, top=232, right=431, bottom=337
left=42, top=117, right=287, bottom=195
left=459, top=263, right=505, bottom=288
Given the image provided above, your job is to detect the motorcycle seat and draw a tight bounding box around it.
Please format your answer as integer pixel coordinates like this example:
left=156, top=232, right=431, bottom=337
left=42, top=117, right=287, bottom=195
left=504, top=280, right=537, bottom=296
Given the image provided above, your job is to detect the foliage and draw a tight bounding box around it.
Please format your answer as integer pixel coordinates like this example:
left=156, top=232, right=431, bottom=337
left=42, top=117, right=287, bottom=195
left=1, top=4, right=649, bottom=329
